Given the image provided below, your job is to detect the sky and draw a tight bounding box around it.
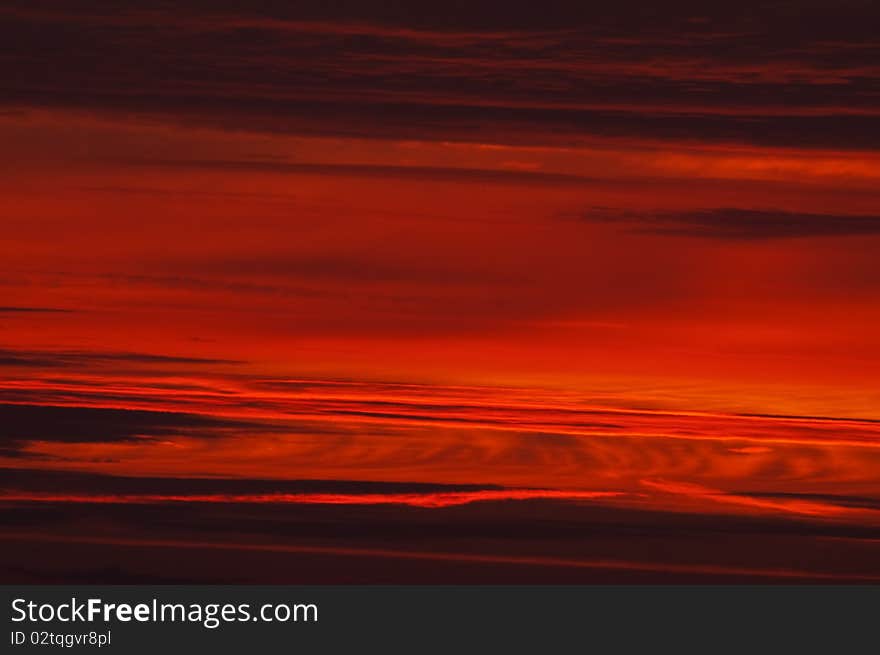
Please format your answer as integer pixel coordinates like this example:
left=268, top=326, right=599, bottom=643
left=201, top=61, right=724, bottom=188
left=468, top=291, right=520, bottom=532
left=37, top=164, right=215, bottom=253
left=1, top=0, right=879, bottom=582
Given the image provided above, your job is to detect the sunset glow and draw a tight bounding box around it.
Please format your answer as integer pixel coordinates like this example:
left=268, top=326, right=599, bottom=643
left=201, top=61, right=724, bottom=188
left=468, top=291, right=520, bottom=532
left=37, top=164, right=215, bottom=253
left=1, top=1, right=879, bottom=583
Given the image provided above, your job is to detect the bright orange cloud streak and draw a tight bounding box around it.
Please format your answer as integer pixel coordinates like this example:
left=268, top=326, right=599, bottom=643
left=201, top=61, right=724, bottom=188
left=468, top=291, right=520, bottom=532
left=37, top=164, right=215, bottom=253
left=0, top=489, right=626, bottom=509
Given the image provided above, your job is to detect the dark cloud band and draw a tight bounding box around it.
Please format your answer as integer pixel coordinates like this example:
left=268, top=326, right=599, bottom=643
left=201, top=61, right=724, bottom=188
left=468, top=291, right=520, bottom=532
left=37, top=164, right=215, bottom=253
left=2, top=1, right=879, bottom=148
left=580, top=207, right=880, bottom=240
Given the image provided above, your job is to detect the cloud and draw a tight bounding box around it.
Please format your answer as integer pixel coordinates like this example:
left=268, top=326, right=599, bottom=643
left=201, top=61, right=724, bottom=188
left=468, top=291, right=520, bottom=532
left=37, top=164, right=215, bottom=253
left=115, top=158, right=595, bottom=186
left=579, top=207, right=880, bottom=240
left=1, top=2, right=879, bottom=148
left=0, top=347, right=242, bottom=369
left=738, top=491, right=880, bottom=511
left=642, top=479, right=880, bottom=520
left=0, top=466, right=501, bottom=496
left=0, top=403, right=277, bottom=454
left=0, top=306, right=74, bottom=314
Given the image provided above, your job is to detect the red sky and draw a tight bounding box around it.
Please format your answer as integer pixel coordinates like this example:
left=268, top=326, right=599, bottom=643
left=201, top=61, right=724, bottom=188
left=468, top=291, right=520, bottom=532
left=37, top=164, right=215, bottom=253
left=1, top=0, right=879, bottom=582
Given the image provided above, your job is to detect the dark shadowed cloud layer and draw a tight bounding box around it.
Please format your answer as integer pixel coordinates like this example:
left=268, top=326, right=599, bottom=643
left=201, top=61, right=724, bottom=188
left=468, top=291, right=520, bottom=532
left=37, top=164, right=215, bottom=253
left=0, top=403, right=276, bottom=450
left=0, top=306, right=74, bottom=313
left=0, top=348, right=242, bottom=369
left=579, top=207, right=880, bottom=239
left=1, top=0, right=878, bottom=148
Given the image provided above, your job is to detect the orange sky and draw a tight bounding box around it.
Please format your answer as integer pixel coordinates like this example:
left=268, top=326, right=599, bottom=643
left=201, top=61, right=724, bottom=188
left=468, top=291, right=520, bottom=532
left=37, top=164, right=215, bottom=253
left=3, top=108, right=880, bottom=510
left=1, top=3, right=879, bottom=566
left=3, top=111, right=879, bottom=405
